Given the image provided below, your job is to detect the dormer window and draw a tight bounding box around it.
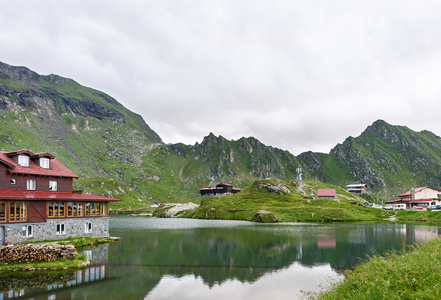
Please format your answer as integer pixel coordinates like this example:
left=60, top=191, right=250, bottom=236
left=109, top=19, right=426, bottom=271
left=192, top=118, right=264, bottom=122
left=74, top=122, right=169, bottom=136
left=18, top=155, right=30, bottom=167
left=49, top=181, right=58, bottom=191
left=40, top=157, right=50, bottom=169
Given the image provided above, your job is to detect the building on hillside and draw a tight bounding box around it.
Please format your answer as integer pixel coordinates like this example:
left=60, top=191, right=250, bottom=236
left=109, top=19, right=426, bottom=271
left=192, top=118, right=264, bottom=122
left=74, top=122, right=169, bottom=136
left=385, top=186, right=441, bottom=210
left=317, top=189, right=336, bottom=200
left=0, top=150, right=122, bottom=245
left=346, top=183, right=367, bottom=195
left=199, top=183, right=241, bottom=197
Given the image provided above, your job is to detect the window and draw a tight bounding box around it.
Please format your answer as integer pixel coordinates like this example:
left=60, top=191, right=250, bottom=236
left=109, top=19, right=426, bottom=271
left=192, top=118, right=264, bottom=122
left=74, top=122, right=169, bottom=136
left=56, top=223, right=65, bottom=235
left=49, top=181, right=58, bottom=191
left=18, top=155, right=29, bottom=167
left=85, top=222, right=92, bottom=233
left=67, top=202, right=83, bottom=217
left=10, top=179, right=16, bottom=184
left=27, top=179, right=36, bottom=190
left=0, top=202, right=5, bottom=222
left=85, top=202, right=107, bottom=216
left=40, top=158, right=50, bottom=169
left=21, top=225, right=33, bottom=237
left=10, top=201, right=26, bottom=222
left=48, top=202, right=65, bottom=217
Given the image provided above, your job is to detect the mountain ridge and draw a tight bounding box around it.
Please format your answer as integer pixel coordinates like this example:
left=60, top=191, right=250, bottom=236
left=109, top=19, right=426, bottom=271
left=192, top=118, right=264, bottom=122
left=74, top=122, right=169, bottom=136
left=1, top=61, right=441, bottom=205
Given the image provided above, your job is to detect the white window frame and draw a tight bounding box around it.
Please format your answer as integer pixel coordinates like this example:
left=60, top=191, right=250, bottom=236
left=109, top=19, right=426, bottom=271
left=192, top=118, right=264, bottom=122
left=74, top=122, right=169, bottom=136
left=21, top=225, right=33, bottom=237
left=40, top=157, right=50, bottom=169
left=85, top=222, right=92, bottom=233
left=10, top=179, right=16, bottom=184
left=18, top=155, right=30, bottom=167
left=56, top=223, right=65, bottom=235
left=49, top=181, right=58, bottom=191
left=27, top=179, right=36, bottom=190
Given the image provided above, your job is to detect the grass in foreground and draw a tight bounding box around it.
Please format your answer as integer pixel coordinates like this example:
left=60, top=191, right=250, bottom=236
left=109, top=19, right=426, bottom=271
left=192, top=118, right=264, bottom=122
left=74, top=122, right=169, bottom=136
left=315, top=237, right=441, bottom=299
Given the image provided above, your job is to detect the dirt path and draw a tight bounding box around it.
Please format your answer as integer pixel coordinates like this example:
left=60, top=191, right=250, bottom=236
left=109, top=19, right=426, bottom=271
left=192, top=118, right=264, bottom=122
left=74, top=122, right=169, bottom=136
left=384, top=212, right=398, bottom=222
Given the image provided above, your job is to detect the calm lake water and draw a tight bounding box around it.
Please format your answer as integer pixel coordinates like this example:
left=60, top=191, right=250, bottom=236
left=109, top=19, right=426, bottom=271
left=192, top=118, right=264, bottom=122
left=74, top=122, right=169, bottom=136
left=2, top=217, right=441, bottom=299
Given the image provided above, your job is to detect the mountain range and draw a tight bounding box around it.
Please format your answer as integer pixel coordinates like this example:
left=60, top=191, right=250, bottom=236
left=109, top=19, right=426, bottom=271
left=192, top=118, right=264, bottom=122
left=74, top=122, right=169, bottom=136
left=1, top=61, right=440, bottom=207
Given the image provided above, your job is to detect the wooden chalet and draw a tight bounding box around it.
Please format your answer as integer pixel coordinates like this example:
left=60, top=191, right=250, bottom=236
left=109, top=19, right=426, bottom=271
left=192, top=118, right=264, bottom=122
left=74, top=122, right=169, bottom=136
left=346, top=183, right=367, bottom=195
left=199, top=183, right=241, bottom=197
left=0, top=150, right=122, bottom=245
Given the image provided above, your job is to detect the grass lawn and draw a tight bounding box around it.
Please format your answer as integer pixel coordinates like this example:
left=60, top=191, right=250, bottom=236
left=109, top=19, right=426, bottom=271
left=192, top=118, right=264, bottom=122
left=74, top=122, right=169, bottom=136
left=0, top=255, right=89, bottom=273
left=181, top=179, right=391, bottom=222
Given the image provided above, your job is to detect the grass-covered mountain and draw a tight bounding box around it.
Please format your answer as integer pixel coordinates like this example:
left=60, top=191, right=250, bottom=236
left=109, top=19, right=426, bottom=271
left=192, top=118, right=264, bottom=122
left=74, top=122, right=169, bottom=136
left=1, top=61, right=441, bottom=206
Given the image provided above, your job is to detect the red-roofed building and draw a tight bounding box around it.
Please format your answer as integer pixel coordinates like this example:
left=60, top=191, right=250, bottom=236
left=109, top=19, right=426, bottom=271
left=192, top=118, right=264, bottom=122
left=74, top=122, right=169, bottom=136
left=385, top=187, right=441, bottom=210
left=199, top=183, right=241, bottom=197
left=0, top=150, right=122, bottom=245
left=317, top=189, right=336, bottom=200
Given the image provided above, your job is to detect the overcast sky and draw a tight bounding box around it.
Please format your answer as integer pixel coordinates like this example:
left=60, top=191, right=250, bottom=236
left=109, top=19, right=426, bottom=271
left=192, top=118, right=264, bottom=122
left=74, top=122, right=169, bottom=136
left=1, top=1, right=441, bottom=155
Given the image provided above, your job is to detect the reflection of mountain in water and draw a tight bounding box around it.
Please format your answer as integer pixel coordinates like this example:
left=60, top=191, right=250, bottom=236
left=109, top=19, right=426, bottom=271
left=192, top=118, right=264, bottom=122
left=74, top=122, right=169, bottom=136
left=2, top=220, right=441, bottom=299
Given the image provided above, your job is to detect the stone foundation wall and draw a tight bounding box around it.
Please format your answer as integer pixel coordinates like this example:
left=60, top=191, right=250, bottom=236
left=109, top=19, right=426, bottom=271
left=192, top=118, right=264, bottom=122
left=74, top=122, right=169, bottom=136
left=1, top=217, right=109, bottom=245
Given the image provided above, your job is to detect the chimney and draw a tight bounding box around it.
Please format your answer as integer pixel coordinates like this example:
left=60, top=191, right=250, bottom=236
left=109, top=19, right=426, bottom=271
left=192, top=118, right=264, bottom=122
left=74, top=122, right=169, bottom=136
left=411, top=187, right=415, bottom=200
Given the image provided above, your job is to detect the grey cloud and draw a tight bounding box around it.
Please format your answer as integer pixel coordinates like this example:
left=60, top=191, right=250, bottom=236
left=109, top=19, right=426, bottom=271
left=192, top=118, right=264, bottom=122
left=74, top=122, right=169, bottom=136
left=1, top=0, right=441, bottom=155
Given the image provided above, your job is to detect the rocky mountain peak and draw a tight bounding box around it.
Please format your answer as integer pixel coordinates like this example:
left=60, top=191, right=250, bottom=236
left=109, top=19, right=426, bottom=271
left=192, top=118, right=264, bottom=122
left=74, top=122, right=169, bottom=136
left=0, top=61, right=39, bottom=82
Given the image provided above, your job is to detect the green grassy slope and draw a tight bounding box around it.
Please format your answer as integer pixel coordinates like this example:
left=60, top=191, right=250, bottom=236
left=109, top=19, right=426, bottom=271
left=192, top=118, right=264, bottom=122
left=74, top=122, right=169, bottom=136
left=182, top=179, right=391, bottom=222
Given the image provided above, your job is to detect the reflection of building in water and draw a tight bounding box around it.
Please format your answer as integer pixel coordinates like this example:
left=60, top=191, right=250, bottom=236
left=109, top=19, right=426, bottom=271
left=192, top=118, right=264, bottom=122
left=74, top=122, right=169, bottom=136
left=318, top=227, right=336, bottom=249
left=407, top=226, right=440, bottom=244
left=0, top=264, right=108, bottom=300
left=81, top=243, right=109, bottom=264
left=347, top=228, right=367, bottom=244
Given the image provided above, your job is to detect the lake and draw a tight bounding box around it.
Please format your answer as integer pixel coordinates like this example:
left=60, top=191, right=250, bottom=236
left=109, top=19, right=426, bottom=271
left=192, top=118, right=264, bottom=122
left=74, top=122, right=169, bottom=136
left=2, top=217, right=441, bottom=299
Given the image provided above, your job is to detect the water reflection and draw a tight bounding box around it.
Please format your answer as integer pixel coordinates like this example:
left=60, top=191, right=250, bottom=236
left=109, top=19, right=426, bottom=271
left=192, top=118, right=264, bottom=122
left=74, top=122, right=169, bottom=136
left=1, top=218, right=441, bottom=299
left=0, top=244, right=110, bottom=299
left=0, top=264, right=108, bottom=300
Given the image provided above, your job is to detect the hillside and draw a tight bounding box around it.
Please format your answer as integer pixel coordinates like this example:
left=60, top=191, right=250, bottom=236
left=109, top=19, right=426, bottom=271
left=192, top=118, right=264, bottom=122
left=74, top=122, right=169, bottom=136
left=158, top=179, right=390, bottom=222
left=2, top=61, right=441, bottom=206
left=0, top=61, right=165, bottom=207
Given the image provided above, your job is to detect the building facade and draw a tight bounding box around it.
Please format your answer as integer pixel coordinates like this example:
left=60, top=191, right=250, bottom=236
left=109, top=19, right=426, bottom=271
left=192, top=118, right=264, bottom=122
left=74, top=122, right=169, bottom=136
left=386, top=186, right=441, bottom=209
left=0, top=150, right=122, bottom=245
left=346, top=184, right=367, bottom=195
left=317, top=189, right=336, bottom=200
left=199, top=183, right=241, bottom=197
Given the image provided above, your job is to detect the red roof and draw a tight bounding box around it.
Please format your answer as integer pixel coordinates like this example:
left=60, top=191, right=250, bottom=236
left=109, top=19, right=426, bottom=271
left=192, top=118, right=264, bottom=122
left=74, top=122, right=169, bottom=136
left=386, top=198, right=435, bottom=204
left=0, top=150, right=78, bottom=178
left=409, top=199, right=434, bottom=203
left=0, top=190, right=122, bottom=202
left=317, top=189, right=336, bottom=197
left=398, top=187, right=427, bottom=197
